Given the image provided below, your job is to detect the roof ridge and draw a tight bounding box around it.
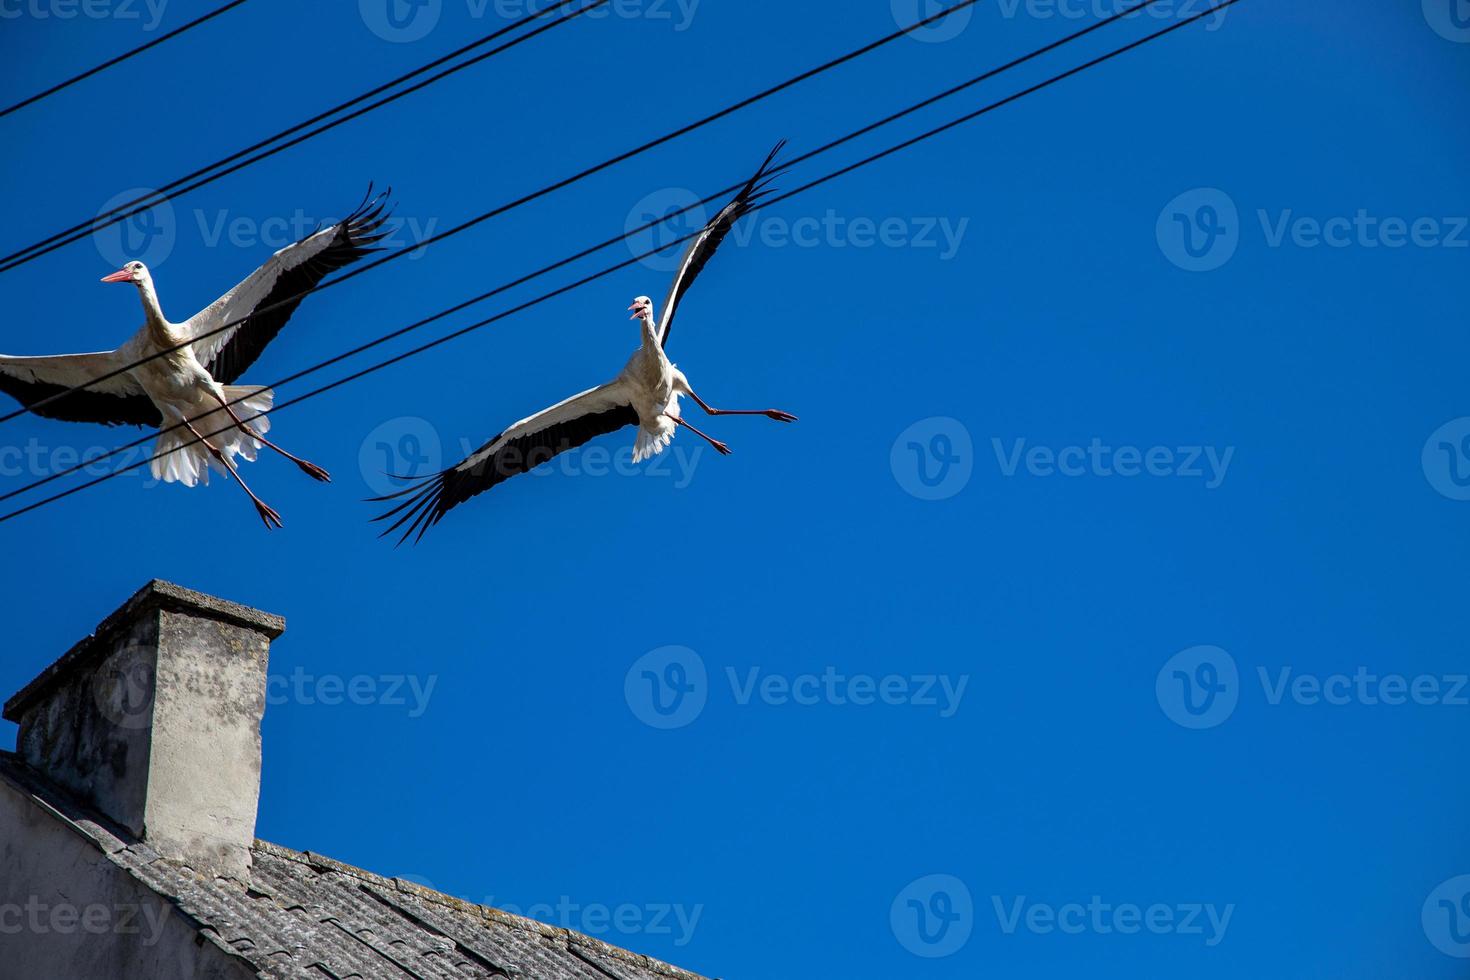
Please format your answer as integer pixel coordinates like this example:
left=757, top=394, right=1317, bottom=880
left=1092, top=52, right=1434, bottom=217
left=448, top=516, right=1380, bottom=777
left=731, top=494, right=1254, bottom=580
left=252, top=839, right=714, bottom=980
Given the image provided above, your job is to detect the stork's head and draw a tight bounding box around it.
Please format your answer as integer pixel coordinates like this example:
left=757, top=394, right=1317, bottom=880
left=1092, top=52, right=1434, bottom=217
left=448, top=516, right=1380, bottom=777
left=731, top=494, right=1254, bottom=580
left=628, top=296, right=654, bottom=323
left=101, top=260, right=150, bottom=287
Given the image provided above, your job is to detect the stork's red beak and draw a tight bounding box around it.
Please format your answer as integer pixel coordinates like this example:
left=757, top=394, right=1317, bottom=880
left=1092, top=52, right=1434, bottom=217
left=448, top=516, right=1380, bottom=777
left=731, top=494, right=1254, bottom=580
left=628, top=303, right=647, bottom=320
left=100, top=269, right=133, bottom=283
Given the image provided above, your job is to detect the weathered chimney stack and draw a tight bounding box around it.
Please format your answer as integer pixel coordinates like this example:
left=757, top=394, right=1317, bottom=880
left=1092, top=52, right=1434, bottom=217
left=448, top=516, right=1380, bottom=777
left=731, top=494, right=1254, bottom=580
left=2, top=580, right=283, bottom=877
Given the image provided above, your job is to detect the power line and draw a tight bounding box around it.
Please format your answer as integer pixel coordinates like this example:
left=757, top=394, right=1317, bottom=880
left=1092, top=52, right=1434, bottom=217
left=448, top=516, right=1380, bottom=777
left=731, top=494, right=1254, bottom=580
left=0, top=0, right=591, bottom=273
left=0, top=0, right=981, bottom=427
left=0, top=0, right=253, bottom=120
left=0, top=0, right=1170, bottom=504
left=0, top=0, right=1245, bottom=527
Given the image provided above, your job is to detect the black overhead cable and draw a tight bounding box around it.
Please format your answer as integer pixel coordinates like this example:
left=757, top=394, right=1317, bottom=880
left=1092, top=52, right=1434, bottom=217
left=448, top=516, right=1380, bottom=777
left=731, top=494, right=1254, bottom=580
left=0, top=0, right=982, bottom=428
left=0, top=0, right=592, bottom=273
left=0, top=0, right=1246, bottom=527
left=0, top=0, right=253, bottom=120
left=0, top=0, right=1173, bottom=504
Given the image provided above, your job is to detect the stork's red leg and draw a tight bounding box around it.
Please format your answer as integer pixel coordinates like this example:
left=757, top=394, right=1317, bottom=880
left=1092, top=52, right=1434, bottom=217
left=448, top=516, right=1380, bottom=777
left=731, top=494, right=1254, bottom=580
left=181, top=419, right=283, bottom=529
left=209, top=390, right=331, bottom=483
left=665, top=413, right=732, bottom=455
left=683, top=388, right=796, bottom=423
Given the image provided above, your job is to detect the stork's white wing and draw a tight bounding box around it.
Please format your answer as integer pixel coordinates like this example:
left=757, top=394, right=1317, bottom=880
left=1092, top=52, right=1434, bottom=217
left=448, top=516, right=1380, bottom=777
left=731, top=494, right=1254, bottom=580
left=186, top=191, right=390, bottom=383
left=0, top=350, right=160, bottom=426
left=371, top=381, right=639, bottom=544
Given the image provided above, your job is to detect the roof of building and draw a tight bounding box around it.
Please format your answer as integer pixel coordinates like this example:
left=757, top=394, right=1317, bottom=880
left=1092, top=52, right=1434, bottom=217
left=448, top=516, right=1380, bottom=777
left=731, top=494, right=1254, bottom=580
left=0, top=750, right=711, bottom=980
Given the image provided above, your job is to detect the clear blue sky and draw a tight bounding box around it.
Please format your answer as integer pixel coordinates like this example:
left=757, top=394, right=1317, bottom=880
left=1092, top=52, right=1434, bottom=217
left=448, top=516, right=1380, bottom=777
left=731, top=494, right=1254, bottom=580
left=2, top=0, right=1469, bottom=976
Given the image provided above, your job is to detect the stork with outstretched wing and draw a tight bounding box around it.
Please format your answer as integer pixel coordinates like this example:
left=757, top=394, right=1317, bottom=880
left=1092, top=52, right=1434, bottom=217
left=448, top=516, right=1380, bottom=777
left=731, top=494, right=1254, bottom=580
left=372, top=147, right=796, bottom=545
left=0, top=190, right=391, bottom=528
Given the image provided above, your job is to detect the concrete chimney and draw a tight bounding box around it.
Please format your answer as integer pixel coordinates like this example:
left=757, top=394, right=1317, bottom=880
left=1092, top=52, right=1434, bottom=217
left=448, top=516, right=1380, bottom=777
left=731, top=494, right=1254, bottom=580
left=2, top=580, right=283, bottom=878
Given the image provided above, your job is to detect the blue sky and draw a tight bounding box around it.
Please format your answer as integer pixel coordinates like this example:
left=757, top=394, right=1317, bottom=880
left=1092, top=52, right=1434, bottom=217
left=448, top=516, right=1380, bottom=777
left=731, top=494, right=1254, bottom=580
left=2, top=0, right=1469, bottom=976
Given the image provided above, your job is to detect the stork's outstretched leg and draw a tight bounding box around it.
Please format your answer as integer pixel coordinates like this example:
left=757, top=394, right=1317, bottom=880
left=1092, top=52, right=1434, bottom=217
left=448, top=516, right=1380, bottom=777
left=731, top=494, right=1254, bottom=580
left=181, top=419, right=283, bottom=529
left=209, top=390, right=331, bottom=482
left=666, top=413, right=732, bottom=455
left=682, top=386, right=796, bottom=423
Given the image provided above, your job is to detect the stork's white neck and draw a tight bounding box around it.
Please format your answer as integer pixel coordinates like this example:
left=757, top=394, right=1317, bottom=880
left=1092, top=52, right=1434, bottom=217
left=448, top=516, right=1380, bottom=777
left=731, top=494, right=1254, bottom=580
left=638, top=312, right=659, bottom=350
left=135, top=277, right=173, bottom=342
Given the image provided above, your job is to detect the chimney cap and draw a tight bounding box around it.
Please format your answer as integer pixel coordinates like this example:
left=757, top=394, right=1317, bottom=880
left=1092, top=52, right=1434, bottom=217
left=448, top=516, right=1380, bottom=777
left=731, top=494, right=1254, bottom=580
left=3, top=579, right=285, bottom=723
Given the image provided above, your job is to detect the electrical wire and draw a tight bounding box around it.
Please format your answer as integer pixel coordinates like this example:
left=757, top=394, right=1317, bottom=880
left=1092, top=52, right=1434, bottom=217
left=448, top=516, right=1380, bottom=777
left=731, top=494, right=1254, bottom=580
left=0, top=0, right=253, bottom=120
left=0, top=0, right=1171, bottom=503
left=0, top=0, right=981, bottom=426
left=0, top=0, right=592, bottom=272
left=0, top=0, right=1247, bottom=526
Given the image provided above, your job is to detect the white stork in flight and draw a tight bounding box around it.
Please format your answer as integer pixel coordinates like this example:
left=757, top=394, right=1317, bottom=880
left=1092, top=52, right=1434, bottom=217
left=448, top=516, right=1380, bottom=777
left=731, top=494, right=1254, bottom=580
left=0, top=191, right=390, bottom=528
left=372, top=146, right=796, bottom=545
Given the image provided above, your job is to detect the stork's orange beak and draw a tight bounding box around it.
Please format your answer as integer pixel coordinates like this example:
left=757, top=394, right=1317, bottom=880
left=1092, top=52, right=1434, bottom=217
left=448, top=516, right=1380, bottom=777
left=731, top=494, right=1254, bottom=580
left=100, top=269, right=133, bottom=283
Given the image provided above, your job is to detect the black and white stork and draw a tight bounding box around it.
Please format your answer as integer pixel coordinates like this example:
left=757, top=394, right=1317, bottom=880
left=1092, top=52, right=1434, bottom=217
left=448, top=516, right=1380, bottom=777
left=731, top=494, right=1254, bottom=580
left=0, top=191, right=391, bottom=528
left=371, top=146, right=796, bottom=545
